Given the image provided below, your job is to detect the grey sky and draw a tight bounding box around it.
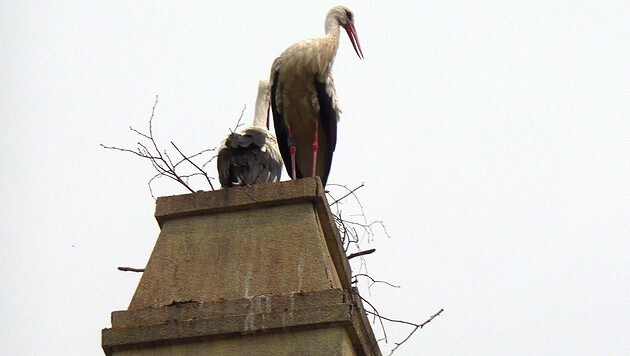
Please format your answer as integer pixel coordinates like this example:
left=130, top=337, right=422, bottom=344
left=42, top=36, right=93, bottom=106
left=1, top=1, right=628, bottom=355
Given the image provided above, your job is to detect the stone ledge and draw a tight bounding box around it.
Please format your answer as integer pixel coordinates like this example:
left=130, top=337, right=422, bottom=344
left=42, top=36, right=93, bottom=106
left=113, top=289, right=348, bottom=329
left=103, top=289, right=381, bottom=356
left=154, top=178, right=322, bottom=228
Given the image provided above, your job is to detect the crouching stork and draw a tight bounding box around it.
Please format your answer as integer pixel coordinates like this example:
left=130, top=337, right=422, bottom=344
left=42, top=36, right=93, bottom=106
left=217, top=79, right=283, bottom=188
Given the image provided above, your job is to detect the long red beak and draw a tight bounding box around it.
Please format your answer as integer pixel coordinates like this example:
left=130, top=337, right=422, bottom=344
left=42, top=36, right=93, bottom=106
left=343, top=23, right=364, bottom=59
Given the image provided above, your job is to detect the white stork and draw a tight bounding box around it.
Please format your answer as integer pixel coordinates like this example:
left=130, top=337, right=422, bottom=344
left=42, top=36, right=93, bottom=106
left=270, top=5, right=363, bottom=186
left=217, top=80, right=283, bottom=188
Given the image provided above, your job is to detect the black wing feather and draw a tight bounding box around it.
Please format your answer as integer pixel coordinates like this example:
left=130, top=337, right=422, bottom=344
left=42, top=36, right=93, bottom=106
left=314, top=76, right=338, bottom=186
left=217, top=129, right=282, bottom=188
left=270, top=71, right=295, bottom=179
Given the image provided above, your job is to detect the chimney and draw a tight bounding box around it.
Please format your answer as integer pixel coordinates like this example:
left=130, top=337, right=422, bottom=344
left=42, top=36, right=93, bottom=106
left=102, top=178, right=381, bottom=355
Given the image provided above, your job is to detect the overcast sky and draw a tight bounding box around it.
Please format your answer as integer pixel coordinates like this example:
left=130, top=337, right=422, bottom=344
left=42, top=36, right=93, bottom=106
left=1, top=1, right=628, bottom=355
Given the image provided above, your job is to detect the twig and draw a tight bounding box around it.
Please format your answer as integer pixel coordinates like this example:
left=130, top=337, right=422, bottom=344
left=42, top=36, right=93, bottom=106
left=353, top=273, right=400, bottom=289
left=147, top=96, right=159, bottom=151
left=348, top=248, right=376, bottom=260
left=325, top=182, right=436, bottom=352
left=237, top=186, right=259, bottom=203
left=201, top=153, right=218, bottom=170
left=327, top=183, right=368, bottom=225
left=343, top=220, right=391, bottom=240
left=101, top=95, right=221, bottom=195
left=147, top=173, right=161, bottom=200
left=117, top=267, right=145, bottom=272
left=365, top=310, right=419, bottom=327
left=99, top=144, right=153, bottom=159
left=176, top=148, right=214, bottom=163
left=330, top=182, right=365, bottom=205
left=171, top=142, right=214, bottom=190
left=352, top=290, right=388, bottom=343
left=387, top=309, right=444, bottom=355
left=129, top=125, right=151, bottom=139
left=329, top=185, right=383, bottom=283
left=232, top=104, right=247, bottom=132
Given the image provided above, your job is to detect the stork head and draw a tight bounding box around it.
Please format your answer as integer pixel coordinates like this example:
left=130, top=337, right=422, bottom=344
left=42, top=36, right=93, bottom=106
left=326, top=6, right=364, bottom=59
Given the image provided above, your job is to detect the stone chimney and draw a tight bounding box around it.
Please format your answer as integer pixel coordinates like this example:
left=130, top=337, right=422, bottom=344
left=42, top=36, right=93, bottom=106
left=102, top=178, right=381, bottom=355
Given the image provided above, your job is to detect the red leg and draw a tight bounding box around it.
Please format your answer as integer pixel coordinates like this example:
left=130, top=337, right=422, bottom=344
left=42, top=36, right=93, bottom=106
left=311, top=121, right=319, bottom=178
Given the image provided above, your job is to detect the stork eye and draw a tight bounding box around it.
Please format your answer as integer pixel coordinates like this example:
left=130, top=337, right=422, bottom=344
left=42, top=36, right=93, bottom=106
left=345, top=10, right=353, bottom=22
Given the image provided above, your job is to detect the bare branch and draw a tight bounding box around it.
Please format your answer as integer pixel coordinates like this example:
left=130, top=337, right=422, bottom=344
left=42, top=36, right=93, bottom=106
left=171, top=142, right=215, bottom=190
left=327, top=182, right=368, bottom=223
left=388, top=309, right=444, bottom=355
left=147, top=173, right=161, bottom=200
left=365, top=310, right=419, bottom=327
left=232, top=104, right=247, bottom=132
left=163, top=149, right=176, bottom=169
left=101, top=94, right=209, bottom=195
left=236, top=186, right=260, bottom=203
left=201, top=153, right=218, bottom=170
left=172, top=175, right=195, bottom=193
left=363, top=307, right=444, bottom=355
left=180, top=148, right=214, bottom=162
left=148, top=96, right=159, bottom=152
left=178, top=172, right=207, bottom=179
left=352, top=290, right=388, bottom=343
left=100, top=144, right=156, bottom=159
left=117, top=267, right=145, bottom=272
left=129, top=125, right=151, bottom=140
left=348, top=248, right=376, bottom=260
left=330, top=182, right=365, bottom=205
left=353, top=273, right=400, bottom=289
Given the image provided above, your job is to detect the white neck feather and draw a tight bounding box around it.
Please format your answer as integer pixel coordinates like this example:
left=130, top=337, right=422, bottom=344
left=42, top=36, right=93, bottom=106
left=252, top=80, right=270, bottom=128
left=324, top=10, right=342, bottom=37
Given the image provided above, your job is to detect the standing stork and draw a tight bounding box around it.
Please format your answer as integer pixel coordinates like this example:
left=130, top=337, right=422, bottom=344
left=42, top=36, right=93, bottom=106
left=217, top=79, right=283, bottom=188
left=270, top=5, right=363, bottom=186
